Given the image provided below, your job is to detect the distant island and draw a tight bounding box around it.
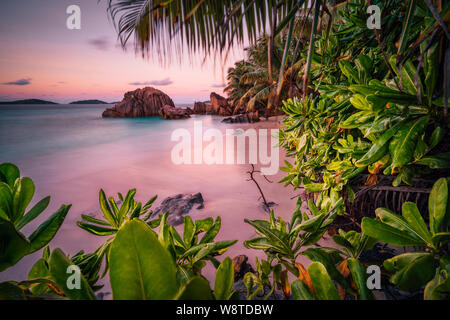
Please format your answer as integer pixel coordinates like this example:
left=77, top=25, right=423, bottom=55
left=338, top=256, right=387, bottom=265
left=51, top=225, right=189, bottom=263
left=0, top=99, right=57, bottom=105
left=69, top=100, right=109, bottom=104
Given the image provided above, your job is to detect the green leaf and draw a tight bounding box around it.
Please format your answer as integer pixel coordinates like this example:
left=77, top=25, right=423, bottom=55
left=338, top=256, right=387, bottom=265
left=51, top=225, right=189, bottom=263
left=304, top=183, right=324, bottom=192
left=308, top=262, right=339, bottom=300
left=28, top=205, right=71, bottom=253
left=183, top=216, right=195, bottom=247
left=214, top=257, right=234, bottom=300
left=356, top=122, right=402, bottom=166
left=99, top=189, right=117, bottom=228
left=0, top=182, right=12, bottom=220
left=347, top=258, right=374, bottom=300
left=76, top=221, right=117, bottom=236
left=109, top=219, right=178, bottom=300
left=0, top=163, right=20, bottom=187
left=383, top=252, right=435, bottom=291
left=0, top=220, right=31, bottom=272
left=415, top=153, right=450, bottom=169
left=15, top=196, right=50, bottom=230
left=200, top=216, right=221, bottom=244
left=361, top=217, right=424, bottom=246
left=48, top=248, right=96, bottom=300
left=402, top=202, right=433, bottom=245
left=12, top=177, right=35, bottom=222
left=424, top=266, right=450, bottom=300
left=291, top=279, right=316, bottom=300
left=175, top=276, right=213, bottom=300
left=429, top=178, right=449, bottom=233
left=27, top=258, right=51, bottom=295
left=375, top=208, right=425, bottom=243
left=79, top=214, right=110, bottom=226
left=389, top=116, right=430, bottom=171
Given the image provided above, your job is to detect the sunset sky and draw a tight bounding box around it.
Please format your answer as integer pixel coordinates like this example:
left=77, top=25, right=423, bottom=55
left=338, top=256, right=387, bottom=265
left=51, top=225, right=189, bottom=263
left=0, top=0, right=244, bottom=104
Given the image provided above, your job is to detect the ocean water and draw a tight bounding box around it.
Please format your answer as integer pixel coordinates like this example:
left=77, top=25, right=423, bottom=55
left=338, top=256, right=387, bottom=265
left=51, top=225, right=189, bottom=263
left=0, top=104, right=297, bottom=295
left=0, top=104, right=195, bottom=161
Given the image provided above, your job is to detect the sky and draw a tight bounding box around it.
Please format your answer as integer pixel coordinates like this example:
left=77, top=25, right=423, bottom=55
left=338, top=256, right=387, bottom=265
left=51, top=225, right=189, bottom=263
left=0, top=0, right=244, bottom=104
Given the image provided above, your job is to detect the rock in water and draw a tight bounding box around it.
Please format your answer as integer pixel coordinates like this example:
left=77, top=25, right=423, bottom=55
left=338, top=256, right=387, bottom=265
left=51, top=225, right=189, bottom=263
left=153, top=193, right=204, bottom=226
left=159, top=105, right=190, bottom=119
left=210, top=92, right=232, bottom=116
left=193, top=101, right=208, bottom=114
left=221, top=111, right=260, bottom=124
left=102, top=87, right=175, bottom=118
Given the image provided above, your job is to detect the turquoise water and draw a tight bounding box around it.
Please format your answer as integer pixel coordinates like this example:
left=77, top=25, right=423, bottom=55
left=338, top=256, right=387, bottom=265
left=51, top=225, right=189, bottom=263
left=0, top=104, right=196, bottom=162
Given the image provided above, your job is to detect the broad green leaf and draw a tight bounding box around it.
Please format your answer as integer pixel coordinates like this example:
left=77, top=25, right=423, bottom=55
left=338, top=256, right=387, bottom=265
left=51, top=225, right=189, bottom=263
left=28, top=205, right=71, bottom=253
left=214, top=257, right=234, bottom=300
left=308, top=262, right=339, bottom=300
left=109, top=219, right=178, bottom=300
left=0, top=163, right=20, bottom=187
left=175, top=276, right=213, bottom=300
left=384, top=252, right=435, bottom=291
left=361, top=217, right=424, bottom=246
left=375, top=208, right=425, bottom=243
left=0, top=220, right=31, bottom=272
left=429, top=178, right=448, bottom=233
left=402, top=202, right=432, bottom=245
left=48, top=248, right=96, bottom=300
left=291, top=279, right=316, bottom=300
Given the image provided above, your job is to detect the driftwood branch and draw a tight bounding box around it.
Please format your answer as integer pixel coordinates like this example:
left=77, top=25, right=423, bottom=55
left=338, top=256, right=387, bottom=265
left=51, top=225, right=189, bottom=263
left=247, top=164, right=271, bottom=211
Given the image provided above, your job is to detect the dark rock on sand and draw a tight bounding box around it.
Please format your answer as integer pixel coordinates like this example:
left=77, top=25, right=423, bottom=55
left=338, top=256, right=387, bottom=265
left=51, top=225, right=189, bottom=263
left=221, top=111, right=260, bottom=124
left=102, top=87, right=175, bottom=118
left=232, top=255, right=255, bottom=281
left=159, top=105, right=191, bottom=120
left=153, top=193, right=204, bottom=226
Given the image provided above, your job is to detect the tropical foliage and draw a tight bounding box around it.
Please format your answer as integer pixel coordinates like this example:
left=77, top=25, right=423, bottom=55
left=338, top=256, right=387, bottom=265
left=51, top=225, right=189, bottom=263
left=0, top=163, right=70, bottom=272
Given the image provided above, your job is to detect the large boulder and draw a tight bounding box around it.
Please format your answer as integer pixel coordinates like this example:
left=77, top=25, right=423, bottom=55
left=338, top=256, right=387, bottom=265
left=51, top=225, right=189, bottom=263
left=159, top=105, right=190, bottom=120
left=102, top=87, right=175, bottom=118
left=193, top=101, right=208, bottom=114
left=210, top=92, right=232, bottom=116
